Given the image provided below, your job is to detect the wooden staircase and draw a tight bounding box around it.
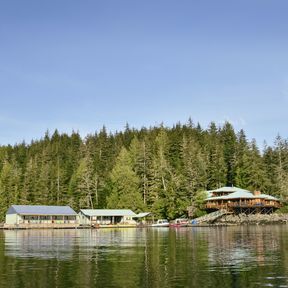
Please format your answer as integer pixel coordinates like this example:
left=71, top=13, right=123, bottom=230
left=191, top=209, right=232, bottom=224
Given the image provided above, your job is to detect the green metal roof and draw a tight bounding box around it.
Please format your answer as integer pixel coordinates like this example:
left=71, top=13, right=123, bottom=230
left=257, top=194, right=280, bottom=201
left=7, top=205, right=77, bottom=215
left=205, top=191, right=253, bottom=201
left=80, top=209, right=137, bottom=217
left=134, top=212, right=151, bottom=218
left=205, top=189, right=280, bottom=201
left=220, top=190, right=255, bottom=200
left=211, top=186, right=251, bottom=194
left=206, top=190, right=214, bottom=197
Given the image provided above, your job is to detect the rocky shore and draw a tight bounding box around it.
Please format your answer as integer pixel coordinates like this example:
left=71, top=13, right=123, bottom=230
left=213, top=213, right=288, bottom=225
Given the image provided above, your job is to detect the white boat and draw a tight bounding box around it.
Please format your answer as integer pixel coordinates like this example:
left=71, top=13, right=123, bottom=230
left=169, top=218, right=188, bottom=227
left=151, top=219, right=170, bottom=227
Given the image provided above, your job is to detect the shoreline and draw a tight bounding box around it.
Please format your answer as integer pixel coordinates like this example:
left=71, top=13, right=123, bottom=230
left=208, top=213, right=288, bottom=225
left=1, top=213, right=288, bottom=229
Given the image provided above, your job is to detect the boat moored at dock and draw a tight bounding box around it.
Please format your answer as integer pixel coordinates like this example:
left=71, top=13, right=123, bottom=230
left=151, top=219, right=170, bottom=227
left=169, top=218, right=188, bottom=227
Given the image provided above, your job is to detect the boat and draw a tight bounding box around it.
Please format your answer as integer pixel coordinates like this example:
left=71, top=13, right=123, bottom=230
left=151, top=219, right=170, bottom=227
left=169, top=218, right=188, bottom=227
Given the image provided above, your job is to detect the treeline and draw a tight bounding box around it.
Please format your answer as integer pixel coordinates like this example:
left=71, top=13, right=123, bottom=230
left=0, top=120, right=288, bottom=221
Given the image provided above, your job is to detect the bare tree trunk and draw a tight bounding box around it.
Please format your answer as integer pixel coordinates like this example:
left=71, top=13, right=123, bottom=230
left=95, top=176, right=98, bottom=206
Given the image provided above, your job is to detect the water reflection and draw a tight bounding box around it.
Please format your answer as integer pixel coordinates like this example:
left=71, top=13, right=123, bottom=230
left=4, top=228, right=152, bottom=260
left=0, top=226, right=288, bottom=287
left=5, top=229, right=78, bottom=260
left=206, top=226, right=280, bottom=271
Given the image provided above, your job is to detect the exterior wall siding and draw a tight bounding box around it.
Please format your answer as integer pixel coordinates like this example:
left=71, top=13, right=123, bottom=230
left=78, top=213, right=137, bottom=226
left=5, top=214, right=79, bottom=227
left=79, top=213, right=90, bottom=225
left=5, top=214, right=18, bottom=225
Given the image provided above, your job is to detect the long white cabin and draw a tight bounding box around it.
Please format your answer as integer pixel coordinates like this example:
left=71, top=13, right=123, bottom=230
left=5, top=205, right=79, bottom=229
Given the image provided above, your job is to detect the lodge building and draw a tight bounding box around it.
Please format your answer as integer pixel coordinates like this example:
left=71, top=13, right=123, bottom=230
left=204, top=186, right=281, bottom=214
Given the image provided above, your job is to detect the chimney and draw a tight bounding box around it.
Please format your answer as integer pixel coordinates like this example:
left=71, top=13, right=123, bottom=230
left=253, top=190, right=261, bottom=196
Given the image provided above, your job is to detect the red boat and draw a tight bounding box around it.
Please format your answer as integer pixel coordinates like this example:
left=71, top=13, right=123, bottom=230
left=169, top=218, right=188, bottom=227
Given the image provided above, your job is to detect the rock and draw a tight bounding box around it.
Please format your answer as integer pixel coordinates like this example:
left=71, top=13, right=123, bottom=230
left=211, top=213, right=288, bottom=225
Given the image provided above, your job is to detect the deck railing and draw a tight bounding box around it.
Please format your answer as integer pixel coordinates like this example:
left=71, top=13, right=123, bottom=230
left=205, top=201, right=281, bottom=210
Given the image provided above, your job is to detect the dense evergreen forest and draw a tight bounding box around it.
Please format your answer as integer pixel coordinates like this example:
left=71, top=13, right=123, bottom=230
left=0, top=120, right=287, bottom=221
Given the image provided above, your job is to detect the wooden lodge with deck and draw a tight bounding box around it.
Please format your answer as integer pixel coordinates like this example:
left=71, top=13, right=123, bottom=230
left=204, top=187, right=281, bottom=214
left=4, top=205, right=79, bottom=229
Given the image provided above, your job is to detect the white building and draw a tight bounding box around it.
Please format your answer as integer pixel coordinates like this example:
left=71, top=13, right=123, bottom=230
left=79, top=209, right=140, bottom=227
left=5, top=205, right=79, bottom=229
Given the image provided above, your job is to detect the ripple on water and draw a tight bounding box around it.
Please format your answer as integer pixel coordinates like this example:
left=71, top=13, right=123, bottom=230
left=0, top=225, right=288, bottom=287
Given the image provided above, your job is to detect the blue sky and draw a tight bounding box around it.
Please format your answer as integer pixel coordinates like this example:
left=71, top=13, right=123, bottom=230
left=0, top=0, right=288, bottom=146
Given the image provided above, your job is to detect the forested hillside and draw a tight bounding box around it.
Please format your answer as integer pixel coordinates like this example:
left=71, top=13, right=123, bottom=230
left=0, top=120, right=287, bottom=221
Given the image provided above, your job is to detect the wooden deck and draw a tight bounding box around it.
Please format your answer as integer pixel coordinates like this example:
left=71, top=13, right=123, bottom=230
left=206, top=202, right=281, bottom=210
left=205, top=200, right=281, bottom=214
left=3, top=223, right=79, bottom=229
left=91, top=223, right=137, bottom=228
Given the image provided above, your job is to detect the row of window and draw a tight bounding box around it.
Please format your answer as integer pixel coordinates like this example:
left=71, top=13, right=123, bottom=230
left=22, top=215, right=77, bottom=220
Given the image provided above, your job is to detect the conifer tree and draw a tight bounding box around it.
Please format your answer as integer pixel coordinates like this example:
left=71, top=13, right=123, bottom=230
left=181, top=135, right=207, bottom=201
left=68, top=151, right=98, bottom=210
left=149, top=129, right=187, bottom=219
left=129, top=137, right=152, bottom=205
left=22, top=157, right=39, bottom=203
left=235, top=130, right=249, bottom=188
left=107, top=147, right=144, bottom=212
left=0, top=159, right=21, bottom=220
left=206, top=122, right=227, bottom=189
left=220, top=122, right=237, bottom=186
left=273, top=135, right=288, bottom=199
left=241, top=140, right=269, bottom=191
left=0, top=119, right=287, bottom=220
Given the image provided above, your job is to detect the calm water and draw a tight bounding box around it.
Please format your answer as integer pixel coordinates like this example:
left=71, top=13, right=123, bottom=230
left=0, top=225, right=288, bottom=288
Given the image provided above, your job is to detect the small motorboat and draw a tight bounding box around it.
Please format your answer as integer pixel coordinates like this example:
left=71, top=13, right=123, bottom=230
left=169, top=218, right=188, bottom=227
left=151, top=219, right=170, bottom=227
